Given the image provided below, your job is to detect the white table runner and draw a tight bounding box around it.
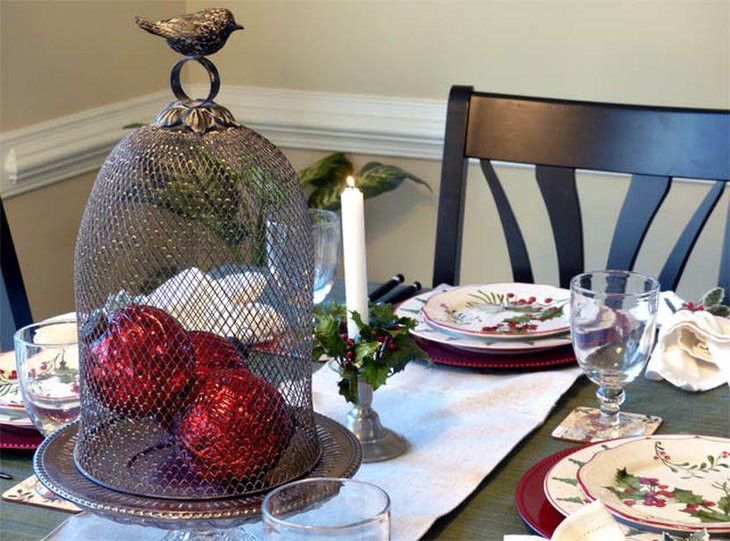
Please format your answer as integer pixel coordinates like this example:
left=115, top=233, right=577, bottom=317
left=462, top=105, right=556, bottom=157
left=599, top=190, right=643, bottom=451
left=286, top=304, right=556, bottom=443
left=45, top=361, right=581, bottom=540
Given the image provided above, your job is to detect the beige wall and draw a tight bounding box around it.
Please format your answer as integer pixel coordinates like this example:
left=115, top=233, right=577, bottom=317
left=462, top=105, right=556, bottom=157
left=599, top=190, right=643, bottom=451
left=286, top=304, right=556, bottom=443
left=2, top=1, right=729, bottom=318
left=3, top=172, right=95, bottom=320
left=0, top=1, right=183, bottom=131
left=189, top=0, right=729, bottom=108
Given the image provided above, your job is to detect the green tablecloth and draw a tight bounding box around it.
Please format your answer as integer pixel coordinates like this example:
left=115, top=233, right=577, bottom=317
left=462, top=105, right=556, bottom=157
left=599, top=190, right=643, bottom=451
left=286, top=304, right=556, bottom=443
left=1, top=285, right=728, bottom=540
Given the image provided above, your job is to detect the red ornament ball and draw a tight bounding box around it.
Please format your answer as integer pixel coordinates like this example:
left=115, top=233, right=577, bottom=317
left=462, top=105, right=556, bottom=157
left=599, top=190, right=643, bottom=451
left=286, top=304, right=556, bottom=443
left=87, top=304, right=194, bottom=418
left=188, top=331, right=247, bottom=381
left=176, top=368, right=292, bottom=482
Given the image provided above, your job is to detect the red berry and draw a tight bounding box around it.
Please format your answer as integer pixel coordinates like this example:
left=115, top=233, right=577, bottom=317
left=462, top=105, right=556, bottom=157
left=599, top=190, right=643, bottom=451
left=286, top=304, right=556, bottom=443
left=528, top=296, right=536, bottom=303
left=506, top=293, right=515, bottom=298
left=703, top=501, right=716, bottom=507
left=388, top=343, right=397, bottom=351
left=623, top=500, right=635, bottom=506
left=696, top=306, right=704, bottom=311
left=544, top=297, right=553, bottom=303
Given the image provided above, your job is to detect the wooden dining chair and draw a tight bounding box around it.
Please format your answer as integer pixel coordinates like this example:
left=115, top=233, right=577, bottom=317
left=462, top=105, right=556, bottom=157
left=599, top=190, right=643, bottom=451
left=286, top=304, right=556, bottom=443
left=433, top=86, right=730, bottom=300
left=1, top=198, right=32, bottom=349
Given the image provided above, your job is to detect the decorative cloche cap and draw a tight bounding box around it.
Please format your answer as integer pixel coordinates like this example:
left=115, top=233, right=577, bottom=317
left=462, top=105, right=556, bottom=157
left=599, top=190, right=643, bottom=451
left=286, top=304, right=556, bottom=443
left=135, top=8, right=244, bottom=134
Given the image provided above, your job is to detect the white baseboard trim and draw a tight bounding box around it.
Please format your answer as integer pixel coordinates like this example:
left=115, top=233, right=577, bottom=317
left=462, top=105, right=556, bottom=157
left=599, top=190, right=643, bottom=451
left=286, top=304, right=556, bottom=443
left=0, top=86, right=447, bottom=198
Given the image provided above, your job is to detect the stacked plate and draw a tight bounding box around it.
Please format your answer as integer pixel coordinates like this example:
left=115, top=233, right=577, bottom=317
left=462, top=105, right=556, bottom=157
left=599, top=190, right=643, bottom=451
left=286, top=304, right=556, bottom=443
left=534, top=435, right=730, bottom=538
left=395, top=283, right=575, bottom=368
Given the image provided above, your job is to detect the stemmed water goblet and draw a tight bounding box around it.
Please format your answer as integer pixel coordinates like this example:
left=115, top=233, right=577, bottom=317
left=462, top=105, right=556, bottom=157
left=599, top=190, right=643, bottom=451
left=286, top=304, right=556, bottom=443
left=569, top=270, right=660, bottom=440
left=310, top=209, right=341, bottom=304
left=14, top=318, right=80, bottom=498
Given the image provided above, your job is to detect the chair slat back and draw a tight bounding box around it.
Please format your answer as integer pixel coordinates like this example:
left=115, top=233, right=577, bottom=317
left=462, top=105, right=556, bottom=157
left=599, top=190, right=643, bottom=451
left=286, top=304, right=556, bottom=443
left=1, top=199, right=32, bottom=335
left=433, top=86, right=730, bottom=296
left=606, top=175, right=671, bottom=271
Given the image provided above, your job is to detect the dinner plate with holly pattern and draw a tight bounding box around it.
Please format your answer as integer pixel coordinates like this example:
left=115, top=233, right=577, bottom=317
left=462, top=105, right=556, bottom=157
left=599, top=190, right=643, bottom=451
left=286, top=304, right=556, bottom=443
left=421, top=283, right=571, bottom=340
left=395, top=287, right=571, bottom=354
left=577, top=435, right=730, bottom=533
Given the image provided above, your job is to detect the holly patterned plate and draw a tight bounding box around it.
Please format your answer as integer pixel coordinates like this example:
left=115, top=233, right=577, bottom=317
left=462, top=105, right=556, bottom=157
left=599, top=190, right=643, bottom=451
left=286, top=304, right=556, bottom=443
left=577, top=435, right=730, bottom=533
left=395, top=286, right=571, bottom=354
left=422, top=283, right=570, bottom=340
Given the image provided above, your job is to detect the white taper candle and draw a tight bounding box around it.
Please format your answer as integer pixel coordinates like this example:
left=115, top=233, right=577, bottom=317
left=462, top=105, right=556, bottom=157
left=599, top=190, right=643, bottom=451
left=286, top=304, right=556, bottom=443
left=340, top=176, right=369, bottom=339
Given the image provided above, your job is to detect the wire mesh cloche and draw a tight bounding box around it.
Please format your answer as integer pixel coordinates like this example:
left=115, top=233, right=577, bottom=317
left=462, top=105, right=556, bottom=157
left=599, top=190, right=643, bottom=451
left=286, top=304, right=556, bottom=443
left=73, top=10, right=318, bottom=500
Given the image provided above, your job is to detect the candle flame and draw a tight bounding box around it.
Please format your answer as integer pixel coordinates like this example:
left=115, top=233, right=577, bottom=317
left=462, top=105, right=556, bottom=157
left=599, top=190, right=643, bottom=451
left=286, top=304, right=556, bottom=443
left=346, top=176, right=356, bottom=188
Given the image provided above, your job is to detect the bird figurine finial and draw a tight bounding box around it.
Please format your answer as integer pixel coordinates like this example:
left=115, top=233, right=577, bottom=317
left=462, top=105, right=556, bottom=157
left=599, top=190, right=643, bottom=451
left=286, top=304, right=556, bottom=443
left=135, top=8, right=243, bottom=57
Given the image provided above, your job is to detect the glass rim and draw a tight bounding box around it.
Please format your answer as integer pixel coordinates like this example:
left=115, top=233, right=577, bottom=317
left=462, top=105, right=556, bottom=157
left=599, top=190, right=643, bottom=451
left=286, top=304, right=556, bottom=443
left=261, top=477, right=390, bottom=531
left=13, top=319, right=78, bottom=348
left=570, top=270, right=660, bottom=300
left=308, top=208, right=339, bottom=229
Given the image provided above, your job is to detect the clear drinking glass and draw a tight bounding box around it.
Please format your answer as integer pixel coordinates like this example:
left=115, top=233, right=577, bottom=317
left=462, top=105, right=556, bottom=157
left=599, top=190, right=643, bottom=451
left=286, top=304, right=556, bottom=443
left=310, top=209, right=340, bottom=304
left=14, top=319, right=80, bottom=436
left=570, top=270, right=660, bottom=440
left=262, top=478, right=390, bottom=540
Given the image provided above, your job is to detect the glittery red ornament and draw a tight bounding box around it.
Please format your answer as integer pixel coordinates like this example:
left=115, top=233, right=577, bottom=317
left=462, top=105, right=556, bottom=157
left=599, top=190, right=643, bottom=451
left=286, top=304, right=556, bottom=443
left=188, top=331, right=247, bottom=381
left=87, top=304, right=194, bottom=418
left=176, top=367, right=292, bottom=482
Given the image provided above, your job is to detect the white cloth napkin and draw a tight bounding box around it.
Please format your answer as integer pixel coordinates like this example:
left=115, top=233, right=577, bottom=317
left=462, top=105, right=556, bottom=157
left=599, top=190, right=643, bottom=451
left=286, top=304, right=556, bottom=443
left=504, top=500, right=625, bottom=540
left=646, top=307, right=730, bottom=392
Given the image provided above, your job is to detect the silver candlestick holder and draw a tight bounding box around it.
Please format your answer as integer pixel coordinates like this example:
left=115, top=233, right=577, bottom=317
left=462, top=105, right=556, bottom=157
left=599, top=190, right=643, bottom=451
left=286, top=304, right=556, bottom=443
left=345, top=380, right=408, bottom=463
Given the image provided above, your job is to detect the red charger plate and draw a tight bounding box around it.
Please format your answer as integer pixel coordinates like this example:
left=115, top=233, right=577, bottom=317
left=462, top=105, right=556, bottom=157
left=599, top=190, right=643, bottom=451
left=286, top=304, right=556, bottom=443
left=415, top=338, right=576, bottom=370
left=515, top=446, right=586, bottom=537
left=0, top=425, right=44, bottom=450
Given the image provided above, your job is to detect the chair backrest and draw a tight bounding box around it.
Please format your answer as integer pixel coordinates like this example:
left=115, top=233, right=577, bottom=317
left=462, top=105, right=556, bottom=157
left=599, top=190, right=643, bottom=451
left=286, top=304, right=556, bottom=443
left=1, top=198, right=32, bottom=349
left=433, top=86, right=730, bottom=297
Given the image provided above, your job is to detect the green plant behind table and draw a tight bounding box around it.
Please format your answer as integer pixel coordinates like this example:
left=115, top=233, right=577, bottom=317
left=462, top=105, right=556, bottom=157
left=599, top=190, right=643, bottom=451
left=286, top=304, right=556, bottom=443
left=312, top=302, right=429, bottom=405
left=300, top=152, right=431, bottom=210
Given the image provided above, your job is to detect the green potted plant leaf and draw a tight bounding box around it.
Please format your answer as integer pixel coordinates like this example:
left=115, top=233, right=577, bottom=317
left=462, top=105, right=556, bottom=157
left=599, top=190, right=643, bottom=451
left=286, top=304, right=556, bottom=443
left=300, top=152, right=431, bottom=209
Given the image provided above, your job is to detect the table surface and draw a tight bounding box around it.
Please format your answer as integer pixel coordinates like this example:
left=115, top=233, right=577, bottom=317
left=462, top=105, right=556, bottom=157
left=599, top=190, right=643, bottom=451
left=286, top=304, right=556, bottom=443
left=1, top=284, right=728, bottom=541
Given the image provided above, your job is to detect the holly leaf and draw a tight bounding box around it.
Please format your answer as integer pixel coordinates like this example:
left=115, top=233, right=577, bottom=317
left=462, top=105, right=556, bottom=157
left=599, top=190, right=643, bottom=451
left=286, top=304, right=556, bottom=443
left=708, top=305, right=730, bottom=317
left=700, top=287, right=725, bottom=309
left=504, top=315, right=531, bottom=325
left=338, top=366, right=359, bottom=404
left=672, top=488, right=705, bottom=505
left=614, top=468, right=642, bottom=490
left=537, top=304, right=566, bottom=321
left=383, top=333, right=428, bottom=373
left=313, top=313, right=346, bottom=359
left=362, top=362, right=390, bottom=391
left=354, top=341, right=381, bottom=368
left=358, top=162, right=431, bottom=200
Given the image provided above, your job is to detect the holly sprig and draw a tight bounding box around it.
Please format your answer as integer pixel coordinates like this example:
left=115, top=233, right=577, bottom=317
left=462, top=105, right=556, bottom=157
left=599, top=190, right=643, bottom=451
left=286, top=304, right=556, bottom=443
left=313, top=303, right=429, bottom=405
left=608, top=468, right=730, bottom=523
left=678, top=287, right=729, bottom=317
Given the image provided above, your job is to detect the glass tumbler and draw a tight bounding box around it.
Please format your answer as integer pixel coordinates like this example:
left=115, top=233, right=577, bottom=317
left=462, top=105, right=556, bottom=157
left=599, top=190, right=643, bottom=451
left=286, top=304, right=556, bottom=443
left=310, top=209, right=340, bottom=304
left=570, top=270, right=660, bottom=440
left=14, top=319, right=80, bottom=436
left=262, top=477, right=390, bottom=540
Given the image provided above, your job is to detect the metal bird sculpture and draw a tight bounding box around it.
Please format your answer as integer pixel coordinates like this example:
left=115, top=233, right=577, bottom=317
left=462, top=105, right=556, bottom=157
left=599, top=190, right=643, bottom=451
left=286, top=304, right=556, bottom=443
left=135, top=8, right=243, bottom=57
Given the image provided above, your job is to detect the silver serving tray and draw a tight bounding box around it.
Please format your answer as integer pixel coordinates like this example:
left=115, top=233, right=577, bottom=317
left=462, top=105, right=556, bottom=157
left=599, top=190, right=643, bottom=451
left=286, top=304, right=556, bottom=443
left=34, top=414, right=361, bottom=531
